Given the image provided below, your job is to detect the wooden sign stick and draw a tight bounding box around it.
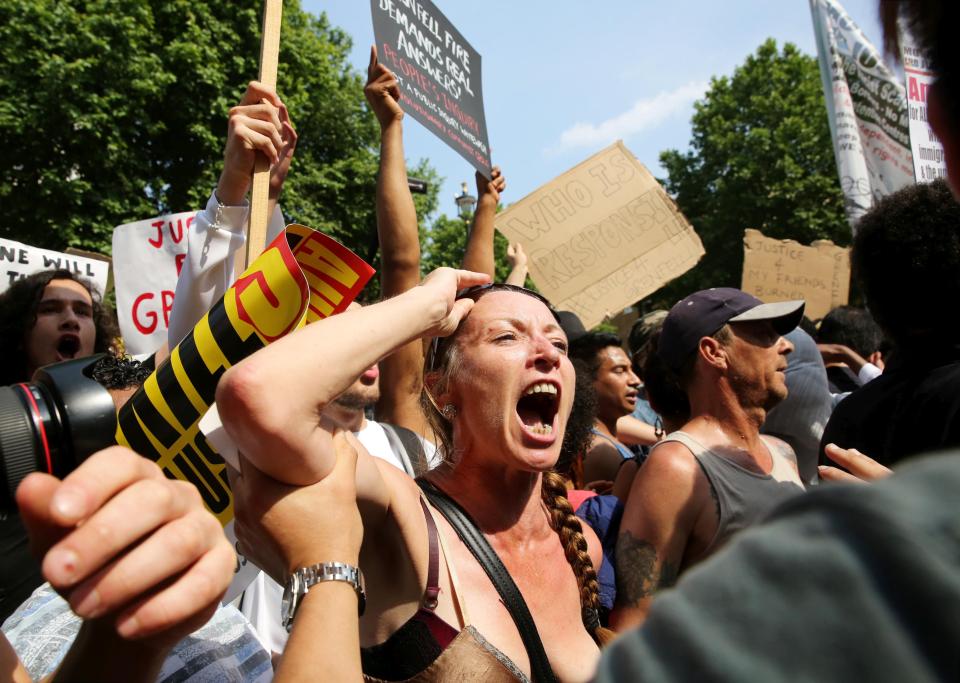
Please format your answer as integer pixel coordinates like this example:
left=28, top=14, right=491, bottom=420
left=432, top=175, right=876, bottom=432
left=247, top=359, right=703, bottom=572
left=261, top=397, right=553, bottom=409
left=241, top=0, right=284, bottom=271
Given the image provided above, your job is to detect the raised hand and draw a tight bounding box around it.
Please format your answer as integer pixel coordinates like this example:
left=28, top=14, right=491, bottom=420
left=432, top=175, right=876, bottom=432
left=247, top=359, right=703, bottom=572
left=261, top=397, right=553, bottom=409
left=16, top=447, right=235, bottom=648
left=269, top=103, right=298, bottom=203
left=417, top=267, right=491, bottom=338
left=365, top=45, right=404, bottom=128
left=217, top=81, right=288, bottom=205
left=476, top=166, right=506, bottom=207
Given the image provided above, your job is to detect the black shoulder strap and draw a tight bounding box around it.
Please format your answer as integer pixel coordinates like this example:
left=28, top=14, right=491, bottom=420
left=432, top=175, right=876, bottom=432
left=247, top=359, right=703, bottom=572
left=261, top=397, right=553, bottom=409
left=417, top=479, right=558, bottom=683
left=380, top=423, right=430, bottom=478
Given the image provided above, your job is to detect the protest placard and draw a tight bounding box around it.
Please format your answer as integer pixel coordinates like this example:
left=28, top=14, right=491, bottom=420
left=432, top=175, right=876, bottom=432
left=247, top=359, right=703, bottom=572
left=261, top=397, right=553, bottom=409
left=115, top=224, right=375, bottom=597
left=741, top=228, right=850, bottom=321
left=900, top=28, right=948, bottom=183
left=370, top=0, right=491, bottom=176
left=495, top=141, right=704, bottom=329
left=0, top=238, right=110, bottom=295
left=112, top=212, right=196, bottom=356
left=810, top=0, right=914, bottom=227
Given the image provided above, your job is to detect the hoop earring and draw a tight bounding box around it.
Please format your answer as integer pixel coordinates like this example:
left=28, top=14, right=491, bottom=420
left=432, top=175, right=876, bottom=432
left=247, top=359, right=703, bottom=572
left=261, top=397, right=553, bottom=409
left=654, top=416, right=664, bottom=440
left=441, top=404, right=458, bottom=420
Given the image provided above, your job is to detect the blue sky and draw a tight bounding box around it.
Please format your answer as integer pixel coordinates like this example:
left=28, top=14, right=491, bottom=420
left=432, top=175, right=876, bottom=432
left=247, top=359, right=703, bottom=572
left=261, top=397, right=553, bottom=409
left=301, top=0, right=887, bottom=220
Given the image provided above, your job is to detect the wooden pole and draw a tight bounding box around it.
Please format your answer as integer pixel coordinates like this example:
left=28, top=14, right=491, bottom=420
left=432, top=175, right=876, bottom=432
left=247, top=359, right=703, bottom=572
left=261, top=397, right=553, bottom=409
left=241, top=0, right=284, bottom=272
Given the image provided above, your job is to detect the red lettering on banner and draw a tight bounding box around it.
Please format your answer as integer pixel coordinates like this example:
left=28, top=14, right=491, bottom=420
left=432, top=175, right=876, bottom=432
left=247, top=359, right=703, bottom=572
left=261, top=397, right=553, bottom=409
left=149, top=221, right=164, bottom=248
left=133, top=293, right=158, bottom=334
left=162, top=290, right=174, bottom=326
left=169, top=219, right=185, bottom=244
left=175, top=253, right=186, bottom=276
left=132, top=290, right=176, bottom=334
left=233, top=270, right=280, bottom=331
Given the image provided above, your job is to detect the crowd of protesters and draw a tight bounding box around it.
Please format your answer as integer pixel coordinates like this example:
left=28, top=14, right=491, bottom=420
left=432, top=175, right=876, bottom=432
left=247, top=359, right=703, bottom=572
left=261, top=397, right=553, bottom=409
left=0, top=1, right=958, bottom=680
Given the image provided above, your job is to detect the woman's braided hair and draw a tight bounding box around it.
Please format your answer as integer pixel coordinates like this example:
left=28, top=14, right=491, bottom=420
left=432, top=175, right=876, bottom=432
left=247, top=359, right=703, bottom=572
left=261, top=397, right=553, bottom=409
left=540, top=470, right=616, bottom=647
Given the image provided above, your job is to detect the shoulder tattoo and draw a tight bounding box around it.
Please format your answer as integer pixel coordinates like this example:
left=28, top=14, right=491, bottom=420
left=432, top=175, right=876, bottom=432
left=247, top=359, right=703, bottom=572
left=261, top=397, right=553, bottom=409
left=615, top=531, right=679, bottom=606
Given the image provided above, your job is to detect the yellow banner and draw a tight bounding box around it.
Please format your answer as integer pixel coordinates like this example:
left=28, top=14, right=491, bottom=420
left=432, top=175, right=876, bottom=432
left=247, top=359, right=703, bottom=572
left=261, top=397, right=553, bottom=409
left=116, top=225, right=375, bottom=526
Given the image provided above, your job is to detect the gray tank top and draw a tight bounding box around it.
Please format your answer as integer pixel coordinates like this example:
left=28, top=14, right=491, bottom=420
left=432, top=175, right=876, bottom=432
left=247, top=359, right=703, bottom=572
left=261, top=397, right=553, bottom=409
left=656, top=431, right=805, bottom=556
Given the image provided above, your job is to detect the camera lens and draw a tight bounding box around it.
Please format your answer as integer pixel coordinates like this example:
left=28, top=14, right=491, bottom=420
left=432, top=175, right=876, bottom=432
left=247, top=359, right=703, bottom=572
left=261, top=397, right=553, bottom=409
left=0, top=383, right=63, bottom=508
left=0, top=355, right=117, bottom=510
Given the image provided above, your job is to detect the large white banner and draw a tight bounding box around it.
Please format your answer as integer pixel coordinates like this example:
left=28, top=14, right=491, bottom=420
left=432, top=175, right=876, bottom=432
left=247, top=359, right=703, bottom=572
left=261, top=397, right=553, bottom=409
left=899, top=28, right=947, bottom=183
left=112, top=212, right=195, bottom=356
left=0, top=238, right=109, bottom=296
left=809, top=0, right=914, bottom=228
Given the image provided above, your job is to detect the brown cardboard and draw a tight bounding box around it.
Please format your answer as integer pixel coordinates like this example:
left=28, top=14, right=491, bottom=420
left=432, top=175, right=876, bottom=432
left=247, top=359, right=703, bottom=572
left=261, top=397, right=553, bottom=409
left=740, top=229, right=850, bottom=321
left=494, top=141, right=704, bottom=328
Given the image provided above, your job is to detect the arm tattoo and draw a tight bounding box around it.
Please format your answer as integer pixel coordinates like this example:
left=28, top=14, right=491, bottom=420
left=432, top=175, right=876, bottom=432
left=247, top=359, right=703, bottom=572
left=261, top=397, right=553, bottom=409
left=615, top=531, right=679, bottom=606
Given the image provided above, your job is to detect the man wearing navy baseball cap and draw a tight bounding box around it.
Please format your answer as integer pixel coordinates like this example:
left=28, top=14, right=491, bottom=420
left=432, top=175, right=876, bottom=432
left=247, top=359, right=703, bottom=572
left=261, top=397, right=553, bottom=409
left=611, top=288, right=807, bottom=632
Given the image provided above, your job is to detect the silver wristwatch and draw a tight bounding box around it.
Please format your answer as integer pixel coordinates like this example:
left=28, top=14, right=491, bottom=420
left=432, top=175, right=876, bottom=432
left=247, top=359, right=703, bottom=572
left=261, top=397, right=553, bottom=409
left=281, top=562, right=366, bottom=632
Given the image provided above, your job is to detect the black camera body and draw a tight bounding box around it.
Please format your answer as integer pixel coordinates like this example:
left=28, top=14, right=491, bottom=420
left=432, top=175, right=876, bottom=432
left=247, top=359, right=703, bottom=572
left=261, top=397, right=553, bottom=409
left=0, top=355, right=117, bottom=509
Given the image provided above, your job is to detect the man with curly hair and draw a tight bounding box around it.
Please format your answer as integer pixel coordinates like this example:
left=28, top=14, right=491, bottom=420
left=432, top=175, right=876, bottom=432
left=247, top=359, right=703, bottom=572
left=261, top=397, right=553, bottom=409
left=0, top=269, right=118, bottom=623
left=0, top=269, right=118, bottom=387
left=819, top=179, right=960, bottom=467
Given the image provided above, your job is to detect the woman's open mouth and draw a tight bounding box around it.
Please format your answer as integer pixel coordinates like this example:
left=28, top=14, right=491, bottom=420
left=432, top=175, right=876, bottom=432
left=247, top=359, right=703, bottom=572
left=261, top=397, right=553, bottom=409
left=516, top=381, right=560, bottom=439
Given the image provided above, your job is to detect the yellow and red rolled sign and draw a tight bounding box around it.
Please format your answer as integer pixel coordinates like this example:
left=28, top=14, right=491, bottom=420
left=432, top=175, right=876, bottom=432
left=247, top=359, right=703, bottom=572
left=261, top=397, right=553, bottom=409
left=116, top=225, right=374, bottom=526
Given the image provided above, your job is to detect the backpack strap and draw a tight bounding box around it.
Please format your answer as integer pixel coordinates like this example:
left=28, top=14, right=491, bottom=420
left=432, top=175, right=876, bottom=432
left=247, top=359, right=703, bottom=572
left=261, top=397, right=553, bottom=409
left=417, top=479, right=558, bottom=683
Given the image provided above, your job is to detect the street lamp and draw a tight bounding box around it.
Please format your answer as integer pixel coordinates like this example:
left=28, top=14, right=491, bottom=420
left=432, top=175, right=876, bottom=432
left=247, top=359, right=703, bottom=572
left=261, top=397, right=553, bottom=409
left=454, top=181, right=476, bottom=220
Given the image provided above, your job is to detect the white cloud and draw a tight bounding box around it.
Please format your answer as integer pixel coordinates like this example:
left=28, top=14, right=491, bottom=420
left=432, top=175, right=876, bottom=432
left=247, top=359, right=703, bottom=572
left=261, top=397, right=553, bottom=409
left=551, top=81, right=708, bottom=153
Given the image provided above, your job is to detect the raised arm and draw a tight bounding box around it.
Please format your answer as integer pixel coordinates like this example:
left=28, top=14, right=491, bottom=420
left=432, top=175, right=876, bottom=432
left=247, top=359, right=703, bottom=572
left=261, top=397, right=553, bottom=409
left=461, top=167, right=505, bottom=278
left=610, top=444, right=705, bottom=632
left=215, top=267, right=489, bottom=487
left=167, top=82, right=295, bottom=347
left=504, top=242, right=528, bottom=287
left=364, top=46, right=430, bottom=434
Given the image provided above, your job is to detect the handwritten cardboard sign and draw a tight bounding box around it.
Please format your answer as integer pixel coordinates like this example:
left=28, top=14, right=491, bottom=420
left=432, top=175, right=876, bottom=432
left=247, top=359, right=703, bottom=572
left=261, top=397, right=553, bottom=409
left=741, top=229, right=850, bottom=321
left=112, top=212, right=196, bottom=356
left=370, top=0, right=491, bottom=176
left=0, top=238, right=110, bottom=295
left=495, top=141, right=704, bottom=328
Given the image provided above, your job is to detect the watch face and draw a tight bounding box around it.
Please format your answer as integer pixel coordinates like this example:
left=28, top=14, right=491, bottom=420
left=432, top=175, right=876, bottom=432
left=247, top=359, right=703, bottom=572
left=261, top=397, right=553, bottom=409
left=282, top=572, right=300, bottom=622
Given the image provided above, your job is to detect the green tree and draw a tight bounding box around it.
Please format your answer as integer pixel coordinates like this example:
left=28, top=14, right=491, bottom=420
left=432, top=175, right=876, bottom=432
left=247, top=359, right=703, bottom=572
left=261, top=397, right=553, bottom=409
left=421, top=211, right=512, bottom=282
left=0, top=0, right=438, bottom=261
left=656, top=39, right=847, bottom=306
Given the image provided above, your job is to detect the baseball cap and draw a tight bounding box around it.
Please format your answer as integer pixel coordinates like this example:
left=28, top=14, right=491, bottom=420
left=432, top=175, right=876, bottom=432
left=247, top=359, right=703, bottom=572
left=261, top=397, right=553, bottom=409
left=658, top=288, right=805, bottom=373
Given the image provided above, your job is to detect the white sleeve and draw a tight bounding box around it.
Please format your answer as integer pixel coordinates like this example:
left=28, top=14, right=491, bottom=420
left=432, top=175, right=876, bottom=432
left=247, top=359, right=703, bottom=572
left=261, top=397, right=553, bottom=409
left=858, top=362, right=882, bottom=384
left=167, top=192, right=288, bottom=348
left=167, top=192, right=248, bottom=348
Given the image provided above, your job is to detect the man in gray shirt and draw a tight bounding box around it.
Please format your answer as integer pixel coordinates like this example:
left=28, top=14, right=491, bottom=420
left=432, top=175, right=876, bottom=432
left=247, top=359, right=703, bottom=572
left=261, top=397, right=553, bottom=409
left=611, top=289, right=806, bottom=631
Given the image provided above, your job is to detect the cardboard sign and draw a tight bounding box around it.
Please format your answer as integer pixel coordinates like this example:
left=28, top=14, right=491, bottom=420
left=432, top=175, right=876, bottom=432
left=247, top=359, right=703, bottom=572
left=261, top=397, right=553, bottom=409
left=495, top=141, right=704, bottom=328
left=115, top=225, right=375, bottom=599
left=371, top=0, right=491, bottom=176
left=0, top=238, right=110, bottom=296
left=112, top=212, right=197, bottom=356
left=741, top=229, right=850, bottom=321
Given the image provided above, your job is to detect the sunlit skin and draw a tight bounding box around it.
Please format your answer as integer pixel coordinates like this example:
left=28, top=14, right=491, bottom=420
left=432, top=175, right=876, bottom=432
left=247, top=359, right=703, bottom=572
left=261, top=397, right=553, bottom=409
left=425, top=291, right=600, bottom=682
left=723, top=320, right=793, bottom=413
left=436, top=291, right=576, bottom=474
left=24, top=279, right=96, bottom=378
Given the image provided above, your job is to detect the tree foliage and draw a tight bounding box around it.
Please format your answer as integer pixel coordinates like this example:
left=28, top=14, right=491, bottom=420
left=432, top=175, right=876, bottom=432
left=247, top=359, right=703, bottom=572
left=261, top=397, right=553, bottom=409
left=0, top=0, right=439, bottom=261
left=656, top=39, right=848, bottom=305
left=421, top=211, right=512, bottom=282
